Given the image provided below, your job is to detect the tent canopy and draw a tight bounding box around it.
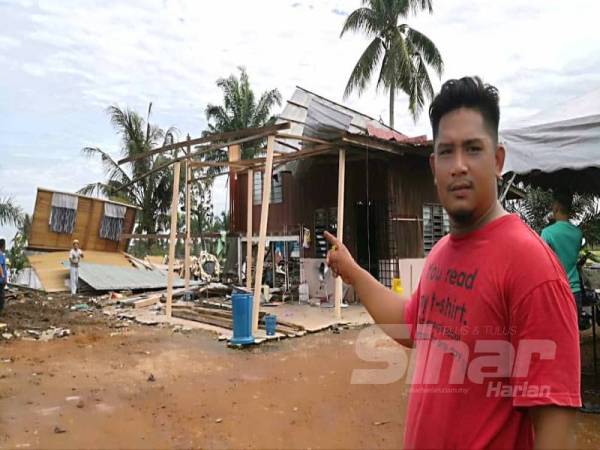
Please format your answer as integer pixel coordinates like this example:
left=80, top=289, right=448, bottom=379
left=501, top=88, right=600, bottom=194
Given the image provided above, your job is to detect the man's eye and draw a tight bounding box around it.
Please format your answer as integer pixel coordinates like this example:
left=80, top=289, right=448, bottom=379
left=468, top=146, right=481, bottom=152
left=438, top=148, right=451, bottom=155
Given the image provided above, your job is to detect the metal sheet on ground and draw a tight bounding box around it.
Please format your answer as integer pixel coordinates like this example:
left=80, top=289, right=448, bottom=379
left=71, top=262, right=186, bottom=291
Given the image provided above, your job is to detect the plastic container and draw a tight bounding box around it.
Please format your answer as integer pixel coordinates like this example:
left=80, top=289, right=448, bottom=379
left=298, top=282, right=309, bottom=303
left=230, top=292, right=255, bottom=345
left=392, top=278, right=404, bottom=296
left=264, top=314, right=277, bottom=336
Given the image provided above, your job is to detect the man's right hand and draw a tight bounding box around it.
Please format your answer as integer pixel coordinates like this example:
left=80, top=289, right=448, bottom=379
left=324, top=231, right=362, bottom=285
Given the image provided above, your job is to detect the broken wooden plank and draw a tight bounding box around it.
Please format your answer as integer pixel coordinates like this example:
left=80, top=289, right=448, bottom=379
left=133, top=294, right=163, bottom=309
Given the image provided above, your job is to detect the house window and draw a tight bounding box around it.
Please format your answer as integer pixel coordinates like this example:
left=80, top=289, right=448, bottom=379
left=49, top=193, right=78, bottom=234
left=422, top=204, right=449, bottom=254
left=253, top=171, right=283, bottom=205
left=100, top=203, right=127, bottom=241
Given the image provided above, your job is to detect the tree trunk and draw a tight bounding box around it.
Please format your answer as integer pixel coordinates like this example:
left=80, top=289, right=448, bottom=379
left=389, top=83, right=395, bottom=129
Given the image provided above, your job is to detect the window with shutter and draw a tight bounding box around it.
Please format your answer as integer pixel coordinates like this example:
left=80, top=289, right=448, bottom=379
left=422, top=203, right=450, bottom=254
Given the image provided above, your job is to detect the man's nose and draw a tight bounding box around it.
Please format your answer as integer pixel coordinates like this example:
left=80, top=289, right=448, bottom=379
left=450, top=150, right=468, bottom=176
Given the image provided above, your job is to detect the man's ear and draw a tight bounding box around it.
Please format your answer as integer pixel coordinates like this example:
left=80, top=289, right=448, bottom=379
left=429, top=153, right=437, bottom=185
left=495, top=144, right=506, bottom=180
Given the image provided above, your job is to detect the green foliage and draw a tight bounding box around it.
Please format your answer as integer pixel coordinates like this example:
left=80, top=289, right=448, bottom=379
left=341, top=0, right=443, bottom=125
left=0, top=196, right=23, bottom=227
left=80, top=103, right=179, bottom=237
left=508, top=186, right=600, bottom=246
left=204, top=67, right=282, bottom=167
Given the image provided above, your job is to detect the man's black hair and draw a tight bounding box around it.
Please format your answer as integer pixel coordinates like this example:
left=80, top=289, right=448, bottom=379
left=429, top=76, right=500, bottom=143
left=553, top=191, right=573, bottom=215
left=0, top=239, right=5, bottom=250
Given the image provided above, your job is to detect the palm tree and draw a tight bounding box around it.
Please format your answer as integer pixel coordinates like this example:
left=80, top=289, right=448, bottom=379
left=204, top=67, right=281, bottom=165
left=341, top=0, right=443, bottom=126
left=0, top=196, right=23, bottom=227
left=79, top=103, right=178, bottom=236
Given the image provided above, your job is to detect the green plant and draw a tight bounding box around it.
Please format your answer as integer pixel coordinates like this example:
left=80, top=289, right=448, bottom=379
left=341, top=0, right=443, bottom=125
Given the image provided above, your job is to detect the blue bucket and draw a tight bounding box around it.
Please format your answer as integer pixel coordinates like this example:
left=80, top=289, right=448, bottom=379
left=230, top=292, right=255, bottom=345
left=264, top=314, right=277, bottom=336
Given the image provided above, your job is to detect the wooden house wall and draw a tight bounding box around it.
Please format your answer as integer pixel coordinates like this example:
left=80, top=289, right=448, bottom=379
left=230, top=171, right=296, bottom=234
left=385, top=155, right=439, bottom=258
left=29, top=189, right=137, bottom=252
left=228, top=152, right=438, bottom=259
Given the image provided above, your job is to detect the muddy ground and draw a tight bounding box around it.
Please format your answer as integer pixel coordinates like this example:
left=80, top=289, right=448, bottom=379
left=1, top=295, right=600, bottom=449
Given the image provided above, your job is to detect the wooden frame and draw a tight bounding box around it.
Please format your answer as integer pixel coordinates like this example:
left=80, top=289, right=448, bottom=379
left=252, top=135, right=276, bottom=333
left=166, top=161, right=181, bottom=319
left=334, top=149, right=346, bottom=320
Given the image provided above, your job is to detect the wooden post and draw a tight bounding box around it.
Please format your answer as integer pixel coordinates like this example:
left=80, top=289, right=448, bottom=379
left=252, top=135, right=275, bottom=333
left=246, top=168, right=253, bottom=289
left=184, top=136, right=192, bottom=289
left=166, top=161, right=181, bottom=319
left=334, top=149, right=346, bottom=320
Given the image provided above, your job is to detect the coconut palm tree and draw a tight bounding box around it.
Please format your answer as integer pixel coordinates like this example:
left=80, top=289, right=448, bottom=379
left=204, top=67, right=281, bottom=167
left=0, top=196, right=23, bottom=227
left=79, top=103, right=178, bottom=235
left=341, top=0, right=443, bottom=126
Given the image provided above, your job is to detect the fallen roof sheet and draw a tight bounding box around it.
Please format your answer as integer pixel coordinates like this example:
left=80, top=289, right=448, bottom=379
left=28, top=250, right=133, bottom=292
left=73, top=262, right=187, bottom=291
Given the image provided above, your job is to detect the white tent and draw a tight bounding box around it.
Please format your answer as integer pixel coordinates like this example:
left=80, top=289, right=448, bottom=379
left=501, top=87, right=600, bottom=193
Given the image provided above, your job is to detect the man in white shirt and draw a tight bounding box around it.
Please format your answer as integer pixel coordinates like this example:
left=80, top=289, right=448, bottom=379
left=69, top=239, right=84, bottom=295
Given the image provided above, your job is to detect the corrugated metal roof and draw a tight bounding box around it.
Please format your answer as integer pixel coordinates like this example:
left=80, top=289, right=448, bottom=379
left=275, top=86, right=429, bottom=154
left=303, top=98, right=353, bottom=140
left=70, top=262, right=189, bottom=291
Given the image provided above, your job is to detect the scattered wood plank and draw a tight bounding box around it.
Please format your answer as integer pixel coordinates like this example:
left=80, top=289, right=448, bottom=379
left=133, top=294, right=163, bottom=309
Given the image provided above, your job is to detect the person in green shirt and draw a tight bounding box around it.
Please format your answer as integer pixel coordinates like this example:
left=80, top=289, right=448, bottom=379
left=541, top=192, right=584, bottom=328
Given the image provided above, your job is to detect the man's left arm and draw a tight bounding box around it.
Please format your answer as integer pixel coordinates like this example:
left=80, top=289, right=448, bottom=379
left=529, top=406, right=577, bottom=449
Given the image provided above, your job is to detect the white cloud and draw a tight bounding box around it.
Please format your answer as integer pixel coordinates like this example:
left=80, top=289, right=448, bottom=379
left=1, top=0, right=600, bottom=240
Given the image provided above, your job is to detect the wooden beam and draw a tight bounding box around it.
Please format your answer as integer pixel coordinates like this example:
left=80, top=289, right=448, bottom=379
left=118, top=122, right=291, bottom=165
left=276, top=133, right=329, bottom=145
left=252, top=135, right=275, bottom=333
left=119, top=232, right=221, bottom=239
left=184, top=143, right=191, bottom=290
left=166, top=161, right=181, bottom=319
left=334, top=149, right=346, bottom=321
left=188, top=171, right=229, bottom=184
left=275, top=139, right=301, bottom=152
left=188, top=144, right=335, bottom=182
left=189, top=160, right=246, bottom=169
left=340, top=134, right=432, bottom=156
left=116, top=130, right=285, bottom=193
left=246, top=168, right=253, bottom=290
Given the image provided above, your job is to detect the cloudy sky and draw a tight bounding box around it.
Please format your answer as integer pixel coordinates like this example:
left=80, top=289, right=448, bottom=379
left=1, top=0, right=600, bottom=241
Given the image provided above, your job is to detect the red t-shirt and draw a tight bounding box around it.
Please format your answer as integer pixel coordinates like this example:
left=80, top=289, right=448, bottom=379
left=403, top=214, right=581, bottom=450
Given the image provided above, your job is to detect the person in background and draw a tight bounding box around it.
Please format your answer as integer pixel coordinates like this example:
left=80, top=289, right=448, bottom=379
left=0, top=238, right=6, bottom=313
left=541, top=192, right=584, bottom=329
left=69, top=239, right=84, bottom=295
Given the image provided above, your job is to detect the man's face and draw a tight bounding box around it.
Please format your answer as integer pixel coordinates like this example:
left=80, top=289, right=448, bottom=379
left=430, top=107, right=505, bottom=225
left=73, top=242, right=79, bottom=250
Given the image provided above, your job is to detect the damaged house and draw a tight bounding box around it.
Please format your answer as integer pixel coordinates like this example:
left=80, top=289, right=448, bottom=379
left=22, top=188, right=179, bottom=292
left=228, top=87, right=445, bottom=300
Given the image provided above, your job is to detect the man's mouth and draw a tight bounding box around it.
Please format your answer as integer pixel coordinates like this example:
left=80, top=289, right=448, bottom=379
left=449, top=182, right=473, bottom=196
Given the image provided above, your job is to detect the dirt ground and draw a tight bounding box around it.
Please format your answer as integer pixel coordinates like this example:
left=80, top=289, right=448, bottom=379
left=1, top=297, right=600, bottom=449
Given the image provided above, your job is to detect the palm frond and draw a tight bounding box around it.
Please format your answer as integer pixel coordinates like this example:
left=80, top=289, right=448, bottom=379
left=0, top=196, right=23, bottom=227
left=340, top=7, right=379, bottom=37
left=406, top=26, right=444, bottom=76
left=77, top=182, right=111, bottom=197
left=81, top=147, right=132, bottom=186
left=254, top=89, right=282, bottom=126
left=344, top=36, right=385, bottom=98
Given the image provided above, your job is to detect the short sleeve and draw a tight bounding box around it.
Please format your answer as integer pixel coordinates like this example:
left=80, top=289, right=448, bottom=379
left=509, top=279, right=581, bottom=408
left=540, top=228, right=553, bottom=250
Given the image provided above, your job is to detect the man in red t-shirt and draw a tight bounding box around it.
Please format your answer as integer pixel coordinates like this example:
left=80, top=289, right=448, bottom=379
left=326, top=77, right=581, bottom=449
